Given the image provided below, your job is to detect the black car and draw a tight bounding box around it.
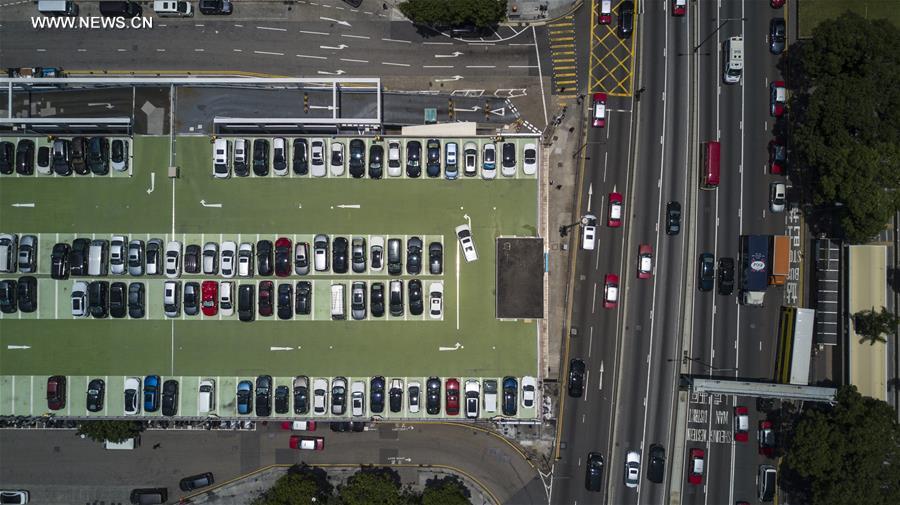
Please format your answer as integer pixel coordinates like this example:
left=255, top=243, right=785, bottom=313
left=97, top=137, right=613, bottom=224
left=295, top=281, right=311, bottom=315
left=370, top=282, right=385, bottom=317
left=238, top=284, right=255, bottom=322
left=256, top=375, right=272, bottom=417
left=370, top=376, right=386, bottom=414
left=368, top=144, right=384, bottom=179
left=665, top=201, right=681, bottom=235
left=502, top=376, right=518, bottom=416
left=292, top=138, right=308, bottom=175
left=130, top=488, right=167, bottom=505
left=274, top=385, right=290, bottom=414
left=257, top=240, right=274, bottom=276
left=293, top=376, right=309, bottom=414
left=37, top=145, right=50, bottom=172
left=698, top=253, right=715, bottom=292
left=274, top=240, right=291, bottom=277
left=51, top=243, right=70, bottom=280
left=718, top=257, right=735, bottom=295
left=349, top=139, right=366, bottom=178
left=52, top=139, right=72, bottom=176
left=88, top=280, right=109, bottom=318
left=426, top=138, right=441, bottom=177
left=331, top=378, right=347, bottom=415
left=769, top=17, right=786, bottom=54
left=111, top=139, right=126, bottom=170
left=426, top=377, right=441, bottom=415
left=179, top=472, right=214, bottom=492
left=647, top=444, right=665, bottom=483
left=389, top=381, right=403, bottom=413
left=15, top=276, right=36, bottom=313
left=585, top=452, right=604, bottom=491
left=184, top=244, right=201, bottom=274
left=128, top=282, right=145, bottom=319
left=406, top=140, right=422, bottom=178
left=389, top=280, right=404, bottom=317
left=568, top=359, right=585, bottom=397
left=69, top=238, right=90, bottom=276
left=429, top=242, right=443, bottom=275
left=277, top=283, right=293, bottom=320
left=69, top=137, right=87, bottom=175
left=109, top=281, right=127, bottom=318
left=330, top=421, right=351, bottom=432
left=502, top=142, right=516, bottom=173
left=0, top=141, right=13, bottom=174
left=332, top=237, right=349, bottom=274
left=86, top=378, right=105, bottom=413
left=258, top=280, right=274, bottom=317
left=16, top=139, right=34, bottom=175
left=161, top=379, right=179, bottom=416
left=87, top=136, right=109, bottom=175
left=184, top=282, right=200, bottom=316
left=252, top=139, right=270, bottom=176
left=617, top=0, right=634, bottom=38
left=0, top=280, right=16, bottom=314
left=199, top=0, right=232, bottom=15
left=408, top=279, right=423, bottom=316
left=406, top=237, right=422, bottom=274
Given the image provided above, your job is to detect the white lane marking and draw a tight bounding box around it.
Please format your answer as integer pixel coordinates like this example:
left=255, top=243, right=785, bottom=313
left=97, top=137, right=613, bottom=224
left=465, top=65, right=496, bottom=69
left=423, top=65, right=454, bottom=69
left=382, top=62, right=411, bottom=67
left=297, top=54, right=328, bottom=60
left=381, top=38, right=411, bottom=44
left=341, top=34, right=370, bottom=39
left=254, top=50, right=284, bottom=56
left=299, top=30, right=330, bottom=36
left=582, top=370, right=589, bottom=402
left=591, top=282, right=597, bottom=314
left=257, top=26, right=287, bottom=32
left=340, top=58, right=368, bottom=63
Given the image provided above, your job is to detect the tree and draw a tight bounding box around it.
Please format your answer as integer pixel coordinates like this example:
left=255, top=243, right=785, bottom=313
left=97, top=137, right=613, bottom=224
left=338, top=467, right=414, bottom=505
left=76, top=420, right=144, bottom=443
left=253, top=464, right=331, bottom=505
left=422, top=475, right=471, bottom=505
left=789, top=12, right=900, bottom=243
left=853, top=306, right=900, bottom=344
left=781, top=385, right=900, bottom=505
left=399, top=0, right=507, bottom=30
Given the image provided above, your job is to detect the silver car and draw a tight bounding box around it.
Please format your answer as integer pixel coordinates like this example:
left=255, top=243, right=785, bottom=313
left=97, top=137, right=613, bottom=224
left=17, top=234, right=37, bottom=273
left=109, top=235, right=127, bottom=275
left=202, top=242, right=218, bottom=275
left=310, top=138, right=326, bottom=177
left=71, top=281, right=88, bottom=317
left=146, top=239, right=163, bottom=275
left=351, top=281, right=366, bottom=320
left=128, top=240, right=144, bottom=276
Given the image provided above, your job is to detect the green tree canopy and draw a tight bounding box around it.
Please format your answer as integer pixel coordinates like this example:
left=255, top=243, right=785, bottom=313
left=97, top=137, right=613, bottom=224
left=853, top=306, right=900, bottom=344
left=399, top=0, right=507, bottom=29
left=422, top=475, right=471, bottom=505
left=338, top=467, right=414, bottom=505
left=253, top=464, right=331, bottom=505
left=790, top=12, right=900, bottom=242
left=781, top=385, right=900, bottom=504
left=76, top=420, right=144, bottom=444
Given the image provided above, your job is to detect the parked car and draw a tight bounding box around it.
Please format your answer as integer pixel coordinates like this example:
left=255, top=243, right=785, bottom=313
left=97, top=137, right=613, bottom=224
left=426, top=138, right=441, bottom=177
left=47, top=375, right=66, bottom=410
left=368, top=143, right=384, bottom=179
left=387, top=140, right=402, bottom=177
left=233, top=138, right=249, bottom=176
left=501, top=142, right=516, bottom=177
left=272, top=137, right=287, bottom=176
left=408, top=381, right=421, bottom=413
left=294, top=242, right=310, bottom=275
left=199, top=0, right=232, bottom=15
left=257, top=239, right=274, bottom=276
left=274, top=237, right=291, bottom=277
left=256, top=375, right=272, bottom=417
left=429, top=282, right=443, bottom=319
left=70, top=281, right=88, bottom=317
left=331, top=377, right=347, bottom=415
left=51, top=139, right=71, bottom=176
left=124, top=376, right=141, bottom=415
left=444, top=141, right=458, bottom=179
left=179, top=472, right=214, bottom=491
left=521, top=376, right=536, bottom=408
left=523, top=143, right=537, bottom=175
left=51, top=242, right=70, bottom=280
left=330, top=141, right=345, bottom=176
left=426, top=377, right=441, bottom=415
left=164, top=241, right=182, bottom=278
left=464, top=379, right=479, bottom=419
left=184, top=244, right=201, bottom=274
left=87, top=136, right=109, bottom=175
left=109, top=281, right=127, bottom=318
left=277, top=283, right=293, bottom=320
left=352, top=237, right=366, bottom=273
left=0, top=280, right=15, bottom=314
left=770, top=182, right=786, bottom=212
left=128, top=282, right=145, bottom=318
left=238, top=242, right=254, bottom=277
left=482, top=143, right=496, bottom=179
left=146, top=239, right=163, bottom=275
left=86, top=378, right=105, bottom=412
left=313, top=378, right=328, bottom=415
left=617, top=0, right=634, bottom=38
left=183, top=281, right=200, bottom=316
left=502, top=376, right=518, bottom=416
left=758, top=420, right=776, bottom=457
left=16, top=139, right=34, bottom=175
left=258, top=280, right=274, bottom=317
left=408, top=279, right=423, bottom=316
left=111, top=139, right=128, bottom=172
left=252, top=138, right=270, bottom=176
left=768, top=137, right=786, bottom=174
left=406, top=140, right=421, bottom=177
left=348, top=138, right=365, bottom=178
left=162, top=379, right=179, bottom=416
left=295, top=281, right=312, bottom=315
left=314, top=234, right=329, bottom=272
left=332, top=237, right=348, bottom=274
left=88, top=280, right=108, bottom=318
left=292, top=138, right=308, bottom=175
left=293, top=376, right=310, bottom=415
left=310, top=138, right=326, bottom=177
left=351, top=281, right=367, bottom=320
left=17, top=234, right=36, bottom=273
left=220, top=241, right=236, bottom=277
left=201, top=280, right=218, bottom=316
left=445, top=378, right=460, bottom=416
left=370, top=376, right=386, bottom=414
left=237, top=380, right=253, bottom=415
left=769, top=17, right=786, bottom=54
left=406, top=236, right=422, bottom=275
left=143, top=375, right=161, bottom=412
left=202, top=242, right=218, bottom=275
left=770, top=81, right=786, bottom=117
left=0, top=141, right=13, bottom=174
left=36, top=145, right=51, bottom=174
left=463, top=142, right=478, bottom=177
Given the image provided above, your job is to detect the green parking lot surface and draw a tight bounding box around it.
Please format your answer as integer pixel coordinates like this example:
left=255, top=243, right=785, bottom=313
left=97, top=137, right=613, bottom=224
left=0, top=135, right=539, bottom=382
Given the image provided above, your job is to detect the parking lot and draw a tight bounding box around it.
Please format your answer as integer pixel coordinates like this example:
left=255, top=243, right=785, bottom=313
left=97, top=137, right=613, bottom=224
left=0, top=133, right=541, bottom=419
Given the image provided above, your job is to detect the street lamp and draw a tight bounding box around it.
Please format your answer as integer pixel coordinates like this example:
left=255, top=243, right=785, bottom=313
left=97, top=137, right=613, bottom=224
left=559, top=215, right=594, bottom=237
left=693, top=17, right=747, bottom=53
left=669, top=356, right=738, bottom=373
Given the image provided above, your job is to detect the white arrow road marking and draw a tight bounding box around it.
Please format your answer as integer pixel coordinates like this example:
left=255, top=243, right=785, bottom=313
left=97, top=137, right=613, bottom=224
left=337, top=204, right=360, bottom=209
left=200, top=200, right=223, bottom=208
left=270, top=346, right=294, bottom=351
left=7, top=345, right=31, bottom=350
left=587, top=183, right=594, bottom=212
left=489, top=107, right=506, bottom=116
left=146, top=173, right=155, bottom=194
left=320, top=44, right=348, bottom=50
left=438, top=342, right=464, bottom=351
left=320, top=17, right=351, bottom=27
left=317, top=70, right=346, bottom=75
left=454, top=106, right=481, bottom=112
left=435, top=51, right=463, bottom=58
left=435, top=75, right=464, bottom=82
left=87, top=102, right=115, bottom=109
left=11, top=203, right=35, bottom=208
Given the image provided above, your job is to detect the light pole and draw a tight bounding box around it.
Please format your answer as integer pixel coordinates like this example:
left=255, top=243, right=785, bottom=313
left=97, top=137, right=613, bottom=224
left=670, top=356, right=738, bottom=373
left=693, top=17, right=747, bottom=53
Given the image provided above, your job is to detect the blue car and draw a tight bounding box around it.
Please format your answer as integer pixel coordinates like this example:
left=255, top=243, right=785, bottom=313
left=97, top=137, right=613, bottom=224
left=143, top=375, right=160, bottom=412
left=237, top=380, right=253, bottom=415
left=502, top=376, right=518, bottom=416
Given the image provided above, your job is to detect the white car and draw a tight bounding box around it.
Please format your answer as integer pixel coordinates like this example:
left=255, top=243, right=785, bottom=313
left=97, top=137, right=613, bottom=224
left=109, top=235, right=127, bottom=275
left=71, top=281, right=88, bottom=317
left=238, top=242, right=253, bottom=277
left=770, top=182, right=786, bottom=212
left=219, top=281, right=234, bottom=316
left=625, top=450, right=640, bottom=488
left=582, top=214, right=597, bottom=250
left=351, top=380, right=366, bottom=417
left=220, top=241, right=236, bottom=278
left=124, top=376, right=141, bottom=415
left=213, top=138, right=229, bottom=179
left=408, top=381, right=421, bottom=413
left=272, top=137, right=287, bottom=176
left=313, top=378, right=328, bottom=415
left=310, top=138, right=326, bottom=177
left=455, top=224, right=478, bottom=262
left=202, top=242, right=218, bottom=275
left=164, top=241, right=182, bottom=278
left=482, top=143, right=497, bottom=179
left=522, top=143, right=537, bottom=175
left=330, top=141, right=344, bottom=176
left=521, top=376, right=536, bottom=408
left=313, top=234, right=329, bottom=272
left=387, top=140, right=402, bottom=177
left=463, top=142, right=478, bottom=177
left=464, top=379, right=480, bottom=419
left=111, top=139, right=129, bottom=172
left=429, top=282, right=444, bottom=319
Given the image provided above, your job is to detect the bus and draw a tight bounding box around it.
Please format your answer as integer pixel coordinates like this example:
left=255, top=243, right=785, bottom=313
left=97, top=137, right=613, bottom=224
left=775, top=306, right=815, bottom=385
left=700, top=141, right=720, bottom=189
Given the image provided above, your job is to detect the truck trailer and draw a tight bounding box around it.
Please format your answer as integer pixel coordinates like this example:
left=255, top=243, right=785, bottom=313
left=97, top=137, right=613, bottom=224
left=741, top=235, right=769, bottom=306
left=769, top=235, right=789, bottom=286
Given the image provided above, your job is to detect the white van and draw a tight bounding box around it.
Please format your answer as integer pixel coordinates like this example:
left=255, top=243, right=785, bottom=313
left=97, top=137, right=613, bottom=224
left=0, top=234, right=17, bottom=273
left=88, top=240, right=108, bottom=276
left=213, top=138, right=229, bottom=179
left=483, top=379, right=498, bottom=413
left=330, top=283, right=345, bottom=320
left=38, top=0, right=79, bottom=16
left=723, top=36, right=744, bottom=84
left=153, top=1, right=193, bottom=17
left=198, top=379, right=215, bottom=414
left=104, top=437, right=138, bottom=450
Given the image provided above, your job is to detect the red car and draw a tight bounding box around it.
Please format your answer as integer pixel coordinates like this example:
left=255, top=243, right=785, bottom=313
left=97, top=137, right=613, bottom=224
left=289, top=435, right=324, bottom=451
left=734, top=406, right=749, bottom=442
left=768, top=138, right=786, bottom=174
left=281, top=420, right=317, bottom=431
left=591, top=93, right=607, bottom=128
left=637, top=244, right=653, bottom=279
left=274, top=237, right=292, bottom=277
left=47, top=375, right=66, bottom=411
left=758, top=420, right=776, bottom=457
left=599, top=0, right=612, bottom=24
left=688, top=448, right=705, bottom=485
left=672, top=0, right=686, bottom=16
left=258, top=280, right=274, bottom=317
left=445, top=378, right=460, bottom=416
left=770, top=81, right=786, bottom=117
left=603, top=273, right=619, bottom=309
left=201, top=280, right=218, bottom=316
left=607, top=192, right=623, bottom=227
left=771, top=0, right=785, bottom=8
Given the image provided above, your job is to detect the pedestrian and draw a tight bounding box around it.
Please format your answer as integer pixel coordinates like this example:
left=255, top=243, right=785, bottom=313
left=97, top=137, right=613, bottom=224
left=153, top=443, right=161, bottom=449
left=383, top=2, right=388, bottom=9
left=549, top=179, right=554, bottom=185
left=638, top=86, right=646, bottom=94
left=556, top=184, right=562, bottom=190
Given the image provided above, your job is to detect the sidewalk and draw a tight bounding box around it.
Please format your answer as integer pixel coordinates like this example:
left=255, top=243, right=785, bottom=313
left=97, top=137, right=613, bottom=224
left=507, top=0, right=581, bottom=23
